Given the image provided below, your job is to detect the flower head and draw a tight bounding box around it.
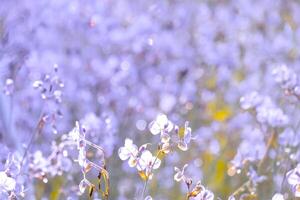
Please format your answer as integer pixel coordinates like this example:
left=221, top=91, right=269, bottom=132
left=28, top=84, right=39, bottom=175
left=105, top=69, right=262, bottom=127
left=174, top=164, right=188, bottom=182
left=177, top=121, right=192, bottom=151
left=136, top=150, right=161, bottom=180
left=118, top=139, right=139, bottom=167
left=0, top=171, right=16, bottom=192
left=149, top=114, right=173, bottom=143
left=118, top=138, right=149, bottom=168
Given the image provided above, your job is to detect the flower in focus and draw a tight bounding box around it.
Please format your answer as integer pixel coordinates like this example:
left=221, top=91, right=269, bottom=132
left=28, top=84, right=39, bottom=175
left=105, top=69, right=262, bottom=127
left=174, top=164, right=188, bottom=182
left=149, top=114, right=173, bottom=143
left=118, top=138, right=139, bottom=167
left=136, top=150, right=161, bottom=180
left=118, top=138, right=149, bottom=168
left=177, top=121, right=192, bottom=151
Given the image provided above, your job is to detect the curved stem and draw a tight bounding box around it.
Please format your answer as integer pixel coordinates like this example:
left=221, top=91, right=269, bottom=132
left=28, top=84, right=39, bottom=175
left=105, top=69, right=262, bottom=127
left=230, top=130, right=277, bottom=198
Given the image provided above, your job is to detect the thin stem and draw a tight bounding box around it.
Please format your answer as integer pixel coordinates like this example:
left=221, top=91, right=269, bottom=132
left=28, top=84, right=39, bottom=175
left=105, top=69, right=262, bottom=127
left=19, top=113, right=45, bottom=174
left=140, top=149, right=162, bottom=199
left=230, top=130, right=277, bottom=198
left=231, top=180, right=250, bottom=197
left=258, top=130, right=277, bottom=171
left=141, top=179, right=148, bottom=200
left=82, top=137, right=105, bottom=153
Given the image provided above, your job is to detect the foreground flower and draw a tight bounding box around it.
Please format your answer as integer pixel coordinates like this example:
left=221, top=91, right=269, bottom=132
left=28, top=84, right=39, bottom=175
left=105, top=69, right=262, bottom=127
left=137, top=150, right=161, bottom=180
left=286, top=164, right=300, bottom=197
left=0, top=171, right=16, bottom=192
left=118, top=139, right=139, bottom=167
left=149, top=114, right=173, bottom=143
left=174, top=164, right=188, bottom=182
left=118, top=138, right=149, bottom=168
left=177, top=121, right=192, bottom=151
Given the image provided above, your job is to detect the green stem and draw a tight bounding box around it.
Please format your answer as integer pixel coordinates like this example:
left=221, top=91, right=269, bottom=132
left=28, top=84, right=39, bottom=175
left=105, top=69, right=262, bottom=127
left=140, top=149, right=162, bottom=199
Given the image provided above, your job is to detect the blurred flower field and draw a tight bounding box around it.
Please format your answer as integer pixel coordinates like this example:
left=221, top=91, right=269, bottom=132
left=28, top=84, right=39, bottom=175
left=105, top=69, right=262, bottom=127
left=1, top=0, right=300, bottom=199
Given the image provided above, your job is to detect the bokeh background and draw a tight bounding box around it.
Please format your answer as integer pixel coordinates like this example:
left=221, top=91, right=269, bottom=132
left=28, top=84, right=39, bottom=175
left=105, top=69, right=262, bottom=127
left=1, top=0, right=300, bottom=199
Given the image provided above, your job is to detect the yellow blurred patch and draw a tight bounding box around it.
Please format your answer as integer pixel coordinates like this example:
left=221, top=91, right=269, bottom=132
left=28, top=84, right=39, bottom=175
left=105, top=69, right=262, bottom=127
left=233, top=69, right=245, bottom=82
left=206, top=100, right=232, bottom=122
left=205, top=74, right=217, bottom=89
left=50, top=176, right=64, bottom=200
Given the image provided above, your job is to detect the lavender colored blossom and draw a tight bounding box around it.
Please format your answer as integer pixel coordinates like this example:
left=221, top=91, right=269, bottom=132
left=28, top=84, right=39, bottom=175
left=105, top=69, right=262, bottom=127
left=1, top=0, right=300, bottom=199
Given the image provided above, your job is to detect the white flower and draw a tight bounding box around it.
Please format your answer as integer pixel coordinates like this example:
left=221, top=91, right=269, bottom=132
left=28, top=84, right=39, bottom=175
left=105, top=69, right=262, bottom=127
left=272, top=193, right=284, bottom=200
left=137, top=150, right=161, bottom=179
left=0, top=171, right=16, bottom=191
left=149, top=114, right=173, bottom=143
left=174, top=164, right=188, bottom=182
left=118, top=139, right=149, bottom=168
left=177, top=121, right=192, bottom=151
left=286, top=164, right=300, bottom=197
left=118, top=138, right=139, bottom=167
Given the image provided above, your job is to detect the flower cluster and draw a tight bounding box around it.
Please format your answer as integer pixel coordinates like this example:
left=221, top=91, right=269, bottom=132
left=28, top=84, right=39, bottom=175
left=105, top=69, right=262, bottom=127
left=272, top=64, right=300, bottom=98
left=174, top=164, right=214, bottom=200
left=2, top=0, right=300, bottom=199
left=118, top=114, right=194, bottom=198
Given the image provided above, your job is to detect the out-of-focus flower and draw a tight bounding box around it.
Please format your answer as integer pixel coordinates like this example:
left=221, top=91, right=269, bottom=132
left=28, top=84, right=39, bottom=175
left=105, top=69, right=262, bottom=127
left=240, top=91, right=262, bottom=110
left=240, top=92, right=289, bottom=127
left=228, top=196, right=235, bottom=200
left=3, top=78, right=14, bottom=95
left=272, top=64, right=298, bottom=90
left=230, top=128, right=266, bottom=170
